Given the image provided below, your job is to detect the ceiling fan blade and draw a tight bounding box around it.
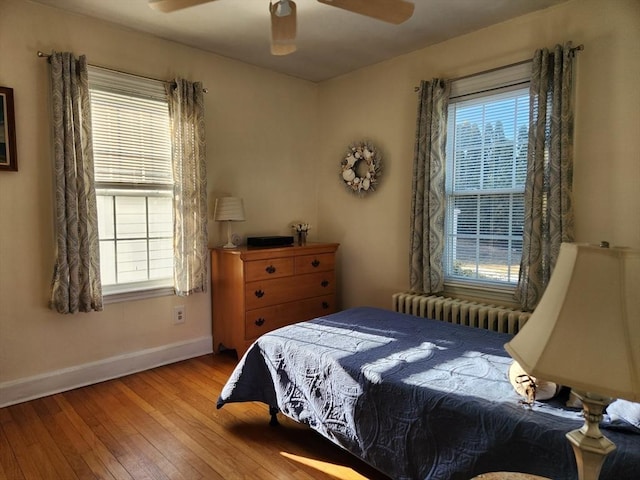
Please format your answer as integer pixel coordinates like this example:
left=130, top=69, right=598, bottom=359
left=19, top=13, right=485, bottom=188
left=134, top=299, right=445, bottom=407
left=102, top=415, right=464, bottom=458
left=148, top=0, right=217, bottom=13
left=270, top=1, right=297, bottom=56
left=316, top=0, right=414, bottom=24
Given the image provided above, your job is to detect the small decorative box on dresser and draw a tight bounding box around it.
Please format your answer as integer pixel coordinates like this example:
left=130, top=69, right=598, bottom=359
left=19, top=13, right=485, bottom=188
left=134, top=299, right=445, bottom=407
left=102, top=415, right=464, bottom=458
left=211, top=242, right=339, bottom=357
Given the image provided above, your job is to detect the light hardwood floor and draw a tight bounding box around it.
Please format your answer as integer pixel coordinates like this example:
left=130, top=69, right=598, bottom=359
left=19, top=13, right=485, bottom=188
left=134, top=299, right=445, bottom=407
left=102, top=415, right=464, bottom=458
left=0, top=353, right=390, bottom=480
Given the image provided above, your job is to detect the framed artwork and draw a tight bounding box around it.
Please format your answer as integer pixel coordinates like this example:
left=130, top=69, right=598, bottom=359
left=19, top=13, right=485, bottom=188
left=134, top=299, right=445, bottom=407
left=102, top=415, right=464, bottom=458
left=0, top=86, right=17, bottom=172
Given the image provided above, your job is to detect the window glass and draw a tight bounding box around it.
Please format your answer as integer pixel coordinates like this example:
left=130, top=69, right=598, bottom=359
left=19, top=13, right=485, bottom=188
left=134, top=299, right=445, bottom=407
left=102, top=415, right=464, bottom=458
left=444, top=86, right=529, bottom=287
left=88, top=67, right=173, bottom=295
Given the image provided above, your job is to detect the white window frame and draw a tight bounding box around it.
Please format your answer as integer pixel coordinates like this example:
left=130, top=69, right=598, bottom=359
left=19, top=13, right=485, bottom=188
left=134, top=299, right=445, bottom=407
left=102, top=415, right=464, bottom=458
left=88, top=66, right=175, bottom=303
left=443, top=63, right=531, bottom=301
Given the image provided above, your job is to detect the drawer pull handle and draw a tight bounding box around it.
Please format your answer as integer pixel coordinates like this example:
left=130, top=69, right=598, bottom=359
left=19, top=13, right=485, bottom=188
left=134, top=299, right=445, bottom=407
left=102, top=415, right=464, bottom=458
left=322, top=301, right=329, bottom=309
left=311, top=259, right=320, bottom=267
left=254, top=289, right=265, bottom=298
left=321, top=280, right=329, bottom=288
left=255, top=318, right=265, bottom=327
left=265, top=265, right=276, bottom=274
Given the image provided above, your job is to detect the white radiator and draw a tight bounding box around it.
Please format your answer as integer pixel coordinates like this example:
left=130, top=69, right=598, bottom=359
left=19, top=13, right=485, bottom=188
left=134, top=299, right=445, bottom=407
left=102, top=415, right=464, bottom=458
left=392, top=292, right=530, bottom=335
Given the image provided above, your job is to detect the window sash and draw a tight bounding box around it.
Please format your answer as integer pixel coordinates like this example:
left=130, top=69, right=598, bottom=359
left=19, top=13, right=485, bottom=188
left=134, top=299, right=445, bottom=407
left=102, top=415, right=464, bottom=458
left=90, top=89, right=172, bottom=186
left=444, top=191, right=523, bottom=285
left=88, top=66, right=174, bottom=295
left=444, top=79, right=529, bottom=287
left=96, top=190, right=173, bottom=289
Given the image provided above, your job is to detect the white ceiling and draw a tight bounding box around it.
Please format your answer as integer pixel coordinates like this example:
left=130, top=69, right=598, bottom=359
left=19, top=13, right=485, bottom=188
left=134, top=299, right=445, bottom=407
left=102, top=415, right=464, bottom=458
left=32, top=0, right=570, bottom=82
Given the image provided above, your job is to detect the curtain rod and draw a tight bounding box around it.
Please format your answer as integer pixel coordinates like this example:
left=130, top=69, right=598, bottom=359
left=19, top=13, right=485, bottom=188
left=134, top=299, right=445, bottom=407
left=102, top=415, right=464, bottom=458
left=37, top=51, right=208, bottom=94
left=414, top=44, right=584, bottom=92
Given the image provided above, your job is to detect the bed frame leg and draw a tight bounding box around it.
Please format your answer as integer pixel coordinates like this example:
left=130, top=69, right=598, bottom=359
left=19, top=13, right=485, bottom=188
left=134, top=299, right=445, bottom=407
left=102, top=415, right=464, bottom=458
left=269, top=406, right=279, bottom=426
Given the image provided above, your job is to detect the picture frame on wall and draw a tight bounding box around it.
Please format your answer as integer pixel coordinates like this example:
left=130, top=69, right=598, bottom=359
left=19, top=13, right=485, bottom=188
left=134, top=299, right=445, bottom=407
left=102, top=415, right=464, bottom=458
left=0, top=86, right=18, bottom=172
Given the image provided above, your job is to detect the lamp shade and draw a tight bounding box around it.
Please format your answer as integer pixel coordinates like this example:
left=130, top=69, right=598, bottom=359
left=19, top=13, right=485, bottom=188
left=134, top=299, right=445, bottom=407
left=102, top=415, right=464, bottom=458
left=505, top=243, right=640, bottom=401
left=213, top=197, right=245, bottom=222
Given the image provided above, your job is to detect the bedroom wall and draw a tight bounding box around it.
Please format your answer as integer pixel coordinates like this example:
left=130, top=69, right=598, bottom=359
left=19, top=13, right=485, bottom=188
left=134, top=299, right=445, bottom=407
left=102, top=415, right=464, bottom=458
left=0, top=0, right=318, bottom=400
left=1, top=0, right=638, bottom=405
left=316, top=0, right=640, bottom=309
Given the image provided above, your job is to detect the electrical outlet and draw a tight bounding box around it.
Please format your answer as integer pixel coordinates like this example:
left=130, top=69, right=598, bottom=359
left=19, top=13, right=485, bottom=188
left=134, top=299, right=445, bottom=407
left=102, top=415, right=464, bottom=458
left=173, top=305, right=186, bottom=324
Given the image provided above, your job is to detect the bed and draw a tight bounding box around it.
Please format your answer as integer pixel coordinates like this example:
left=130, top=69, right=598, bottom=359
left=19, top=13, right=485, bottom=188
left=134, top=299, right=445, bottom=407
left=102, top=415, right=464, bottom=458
left=216, top=307, right=640, bottom=480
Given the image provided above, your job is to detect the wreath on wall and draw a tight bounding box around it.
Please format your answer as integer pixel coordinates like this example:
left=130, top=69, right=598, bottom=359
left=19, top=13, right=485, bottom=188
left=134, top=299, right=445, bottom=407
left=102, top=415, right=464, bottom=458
left=340, top=141, right=383, bottom=197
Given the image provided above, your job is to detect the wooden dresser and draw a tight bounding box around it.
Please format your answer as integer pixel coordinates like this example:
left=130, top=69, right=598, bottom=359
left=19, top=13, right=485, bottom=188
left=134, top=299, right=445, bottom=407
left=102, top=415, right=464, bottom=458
left=211, top=242, right=339, bottom=357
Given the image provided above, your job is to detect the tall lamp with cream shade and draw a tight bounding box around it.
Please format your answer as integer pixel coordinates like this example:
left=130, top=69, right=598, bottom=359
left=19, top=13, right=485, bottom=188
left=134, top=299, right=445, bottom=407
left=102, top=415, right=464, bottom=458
left=213, top=197, right=245, bottom=248
left=505, top=242, right=640, bottom=480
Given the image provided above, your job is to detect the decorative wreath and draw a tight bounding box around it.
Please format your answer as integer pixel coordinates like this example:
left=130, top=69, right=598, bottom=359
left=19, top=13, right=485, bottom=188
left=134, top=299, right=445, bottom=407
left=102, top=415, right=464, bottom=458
left=340, top=141, right=383, bottom=197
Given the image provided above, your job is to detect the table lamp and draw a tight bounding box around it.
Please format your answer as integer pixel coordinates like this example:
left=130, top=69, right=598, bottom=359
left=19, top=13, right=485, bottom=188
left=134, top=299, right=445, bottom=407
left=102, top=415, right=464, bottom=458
left=213, top=197, right=245, bottom=248
left=505, top=242, right=639, bottom=480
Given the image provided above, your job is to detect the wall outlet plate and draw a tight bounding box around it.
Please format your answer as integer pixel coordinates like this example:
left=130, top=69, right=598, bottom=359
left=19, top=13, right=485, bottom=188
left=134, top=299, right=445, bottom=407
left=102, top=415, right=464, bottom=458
left=173, top=305, right=185, bottom=324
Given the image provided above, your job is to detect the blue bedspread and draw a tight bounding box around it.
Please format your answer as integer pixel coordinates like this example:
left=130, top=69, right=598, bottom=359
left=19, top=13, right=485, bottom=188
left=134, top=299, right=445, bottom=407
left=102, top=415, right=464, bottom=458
left=217, top=307, right=640, bottom=480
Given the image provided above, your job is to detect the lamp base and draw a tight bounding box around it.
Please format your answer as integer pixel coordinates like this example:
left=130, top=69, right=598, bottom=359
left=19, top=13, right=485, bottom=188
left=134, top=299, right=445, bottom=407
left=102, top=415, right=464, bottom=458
left=566, top=391, right=616, bottom=480
left=222, top=221, right=238, bottom=249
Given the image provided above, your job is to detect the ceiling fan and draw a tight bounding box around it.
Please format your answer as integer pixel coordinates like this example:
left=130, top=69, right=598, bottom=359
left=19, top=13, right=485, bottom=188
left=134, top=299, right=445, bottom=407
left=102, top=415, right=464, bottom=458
left=148, top=0, right=415, bottom=56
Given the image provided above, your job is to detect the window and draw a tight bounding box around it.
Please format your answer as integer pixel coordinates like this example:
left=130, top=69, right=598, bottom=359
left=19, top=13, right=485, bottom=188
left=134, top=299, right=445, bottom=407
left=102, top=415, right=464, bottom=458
left=444, top=64, right=531, bottom=288
left=88, top=67, right=174, bottom=296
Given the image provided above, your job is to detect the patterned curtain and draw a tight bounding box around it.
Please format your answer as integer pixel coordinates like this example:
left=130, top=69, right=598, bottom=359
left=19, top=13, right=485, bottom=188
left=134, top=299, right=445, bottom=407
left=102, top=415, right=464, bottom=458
left=409, top=79, right=450, bottom=293
left=49, top=52, right=103, bottom=313
left=515, top=43, right=575, bottom=311
left=166, top=79, right=208, bottom=296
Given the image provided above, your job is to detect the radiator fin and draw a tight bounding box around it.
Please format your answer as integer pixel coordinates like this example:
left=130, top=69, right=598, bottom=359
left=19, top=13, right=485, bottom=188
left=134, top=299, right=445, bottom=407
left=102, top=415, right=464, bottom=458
left=392, top=292, right=530, bottom=335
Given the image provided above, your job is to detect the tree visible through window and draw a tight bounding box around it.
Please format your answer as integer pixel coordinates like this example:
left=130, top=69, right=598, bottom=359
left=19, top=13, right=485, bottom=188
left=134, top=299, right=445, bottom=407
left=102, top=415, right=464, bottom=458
left=444, top=88, right=529, bottom=285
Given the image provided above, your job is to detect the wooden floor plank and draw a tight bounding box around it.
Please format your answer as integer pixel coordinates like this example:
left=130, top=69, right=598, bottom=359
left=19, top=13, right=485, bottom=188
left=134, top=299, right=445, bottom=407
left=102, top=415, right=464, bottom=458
left=31, top=397, right=98, bottom=480
left=0, top=407, right=52, bottom=480
left=45, top=394, right=121, bottom=480
left=54, top=394, right=135, bottom=480
left=0, top=424, right=25, bottom=480
left=117, top=376, right=226, bottom=480
left=76, top=386, right=175, bottom=480
left=0, top=354, right=389, bottom=480
left=98, top=384, right=203, bottom=480
left=30, top=397, right=95, bottom=479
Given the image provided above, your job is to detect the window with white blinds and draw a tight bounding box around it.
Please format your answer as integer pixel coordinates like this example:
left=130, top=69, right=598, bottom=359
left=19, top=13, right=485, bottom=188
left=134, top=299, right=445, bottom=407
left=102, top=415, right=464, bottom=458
left=444, top=63, right=531, bottom=287
left=88, top=66, right=174, bottom=295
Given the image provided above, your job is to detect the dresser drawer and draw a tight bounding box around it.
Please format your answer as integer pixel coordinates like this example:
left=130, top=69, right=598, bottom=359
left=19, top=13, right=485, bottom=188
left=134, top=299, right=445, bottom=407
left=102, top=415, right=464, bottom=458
left=245, top=257, right=294, bottom=282
left=245, top=271, right=335, bottom=310
left=295, top=253, right=335, bottom=274
left=212, top=243, right=339, bottom=358
left=245, top=295, right=336, bottom=341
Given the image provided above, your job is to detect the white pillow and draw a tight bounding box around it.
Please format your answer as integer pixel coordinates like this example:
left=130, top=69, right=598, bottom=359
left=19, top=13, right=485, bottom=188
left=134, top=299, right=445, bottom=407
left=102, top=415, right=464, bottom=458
left=509, top=361, right=561, bottom=403
left=607, top=399, right=640, bottom=431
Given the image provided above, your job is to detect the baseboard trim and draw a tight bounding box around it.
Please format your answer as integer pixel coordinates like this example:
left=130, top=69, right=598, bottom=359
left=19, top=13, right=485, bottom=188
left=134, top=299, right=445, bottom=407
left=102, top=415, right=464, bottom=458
left=0, top=336, right=213, bottom=408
